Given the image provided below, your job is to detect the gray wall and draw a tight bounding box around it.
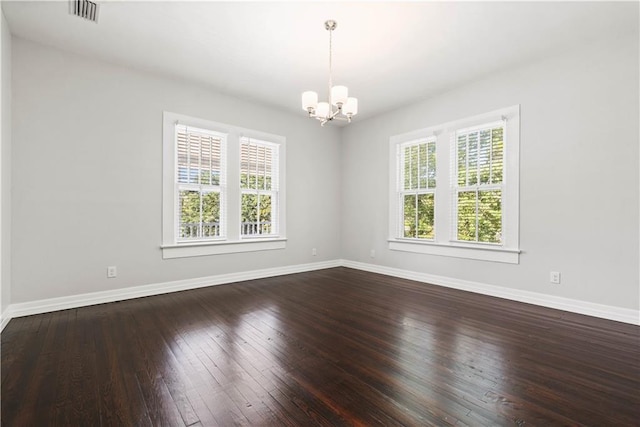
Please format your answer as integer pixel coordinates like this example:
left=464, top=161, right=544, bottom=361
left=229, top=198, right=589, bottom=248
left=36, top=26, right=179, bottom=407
left=1, top=11, right=11, bottom=315
left=10, top=32, right=640, bottom=313
left=341, top=35, right=639, bottom=310
left=11, top=38, right=341, bottom=303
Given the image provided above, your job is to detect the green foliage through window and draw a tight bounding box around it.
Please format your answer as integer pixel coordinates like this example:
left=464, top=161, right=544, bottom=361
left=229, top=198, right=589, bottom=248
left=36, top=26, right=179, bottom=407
left=403, top=193, right=435, bottom=239
left=179, top=190, right=220, bottom=238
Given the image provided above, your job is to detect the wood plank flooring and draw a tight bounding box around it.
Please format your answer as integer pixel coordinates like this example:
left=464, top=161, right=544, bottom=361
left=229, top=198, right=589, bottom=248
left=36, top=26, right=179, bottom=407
left=2, top=267, right=639, bottom=426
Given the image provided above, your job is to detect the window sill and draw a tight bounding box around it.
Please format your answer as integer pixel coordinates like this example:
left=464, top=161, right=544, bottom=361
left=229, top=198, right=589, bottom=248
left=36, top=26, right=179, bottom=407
left=388, top=239, right=520, bottom=264
left=162, top=238, right=287, bottom=259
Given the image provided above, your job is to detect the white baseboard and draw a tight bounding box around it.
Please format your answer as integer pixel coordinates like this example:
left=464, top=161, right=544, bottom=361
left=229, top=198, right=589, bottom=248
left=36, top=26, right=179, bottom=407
left=2, top=258, right=638, bottom=332
left=341, top=260, right=640, bottom=326
left=1, top=308, right=11, bottom=331
left=1, top=259, right=341, bottom=330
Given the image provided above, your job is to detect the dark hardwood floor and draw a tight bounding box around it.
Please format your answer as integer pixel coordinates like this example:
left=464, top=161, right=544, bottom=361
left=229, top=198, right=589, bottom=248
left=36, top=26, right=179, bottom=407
left=2, top=267, right=639, bottom=426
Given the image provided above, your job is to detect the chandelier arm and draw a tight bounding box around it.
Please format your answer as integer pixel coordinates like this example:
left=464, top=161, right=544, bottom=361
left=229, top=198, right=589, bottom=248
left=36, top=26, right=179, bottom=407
left=328, top=107, right=342, bottom=121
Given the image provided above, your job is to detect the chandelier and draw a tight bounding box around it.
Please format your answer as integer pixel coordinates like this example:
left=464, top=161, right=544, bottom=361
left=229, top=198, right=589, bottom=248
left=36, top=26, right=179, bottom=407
left=301, top=20, right=358, bottom=126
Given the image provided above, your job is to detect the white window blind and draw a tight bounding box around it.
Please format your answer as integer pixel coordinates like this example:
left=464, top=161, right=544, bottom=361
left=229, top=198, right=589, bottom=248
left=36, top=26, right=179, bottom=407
left=454, top=121, right=504, bottom=244
left=176, top=124, right=226, bottom=241
left=399, top=138, right=436, bottom=239
left=240, top=137, right=279, bottom=237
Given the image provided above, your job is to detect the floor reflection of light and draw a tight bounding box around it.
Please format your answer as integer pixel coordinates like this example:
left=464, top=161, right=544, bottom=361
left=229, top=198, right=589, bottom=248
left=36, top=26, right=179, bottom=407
left=451, top=323, right=506, bottom=385
left=396, top=314, right=437, bottom=394
left=235, top=306, right=285, bottom=370
left=394, top=313, right=506, bottom=420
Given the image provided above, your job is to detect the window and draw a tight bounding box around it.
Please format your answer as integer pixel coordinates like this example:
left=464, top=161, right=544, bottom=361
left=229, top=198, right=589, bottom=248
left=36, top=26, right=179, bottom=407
left=176, top=125, right=225, bottom=241
left=162, top=112, right=286, bottom=259
left=399, top=138, right=436, bottom=239
left=389, top=105, right=520, bottom=263
left=454, top=123, right=504, bottom=244
left=240, top=138, right=279, bottom=237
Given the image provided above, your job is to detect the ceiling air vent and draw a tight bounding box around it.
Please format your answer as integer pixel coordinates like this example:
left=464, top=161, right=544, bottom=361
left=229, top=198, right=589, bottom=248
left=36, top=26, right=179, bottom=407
left=70, top=0, right=99, bottom=23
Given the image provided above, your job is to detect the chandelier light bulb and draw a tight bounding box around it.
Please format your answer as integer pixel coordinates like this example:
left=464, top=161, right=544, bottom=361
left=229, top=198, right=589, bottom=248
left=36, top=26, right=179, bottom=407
left=316, top=102, right=330, bottom=118
left=343, top=97, right=358, bottom=116
left=302, top=91, right=318, bottom=111
left=331, top=85, right=348, bottom=106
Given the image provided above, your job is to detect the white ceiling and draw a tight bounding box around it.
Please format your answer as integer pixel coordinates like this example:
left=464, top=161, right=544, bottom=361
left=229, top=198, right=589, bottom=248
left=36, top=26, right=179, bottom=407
left=3, top=1, right=638, bottom=121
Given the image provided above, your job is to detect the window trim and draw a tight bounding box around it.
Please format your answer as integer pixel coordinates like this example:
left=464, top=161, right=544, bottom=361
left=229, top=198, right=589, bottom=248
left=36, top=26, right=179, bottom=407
left=388, top=105, right=520, bottom=264
left=162, top=112, right=286, bottom=259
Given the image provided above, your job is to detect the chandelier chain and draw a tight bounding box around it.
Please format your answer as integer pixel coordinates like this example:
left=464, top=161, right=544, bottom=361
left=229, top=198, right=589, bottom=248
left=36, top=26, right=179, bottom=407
left=328, top=25, right=333, bottom=107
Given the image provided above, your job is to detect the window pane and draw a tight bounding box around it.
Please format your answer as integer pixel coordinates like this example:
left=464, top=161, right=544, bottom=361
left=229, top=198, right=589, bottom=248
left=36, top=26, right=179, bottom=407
left=257, top=175, right=266, bottom=190
left=176, top=127, right=222, bottom=187
left=240, top=143, right=254, bottom=190
left=403, top=146, right=411, bottom=190
left=403, top=194, right=416, bottom=238
left=479, top=129, right=491, bottom=184
left=265, top=149, right=273, bottom=190
left=468, top=132, right=478, bottom=185
left=188, top=134, right=202, bottom=184
left=200, top=139, right=211, bottom=185
left=259, top=194, right=272, bottom=234
left=417, top=193, right=434, bottom=239
left=478, top=190, right=502, bottom=243
left=491, top=127, right=504, bottom=184
left=211, top=171, right=220, bottom=186
left=179, top=190, right=201, bottom=239
left=241, top=193, right=274, bottom=236
left=457, top=191, right=477, bottom=241
left=241, top=139, right=275, bottom=191
left=241, top=193, right=258, bottom=235
left=419, top=143, right=427, bottom=189
left=457, top=135, right=467, bottom=186
left=410, top=145, right=418, bottom=190
left=427, top=142, right=436, bottom=188
left=202, top=192, right=220, bottom=237
left=177, top=133, right=189, bottom=184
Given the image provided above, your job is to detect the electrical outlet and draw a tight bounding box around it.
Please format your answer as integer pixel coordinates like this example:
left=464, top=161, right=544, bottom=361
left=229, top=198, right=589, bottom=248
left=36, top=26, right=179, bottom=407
left=550, top=271, right=560, bottom=284
left=370, top=249, right=376, bottom=258
left=312, top=248, right=317, bottom=256
left=107, top=266, right=117, bottom=278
